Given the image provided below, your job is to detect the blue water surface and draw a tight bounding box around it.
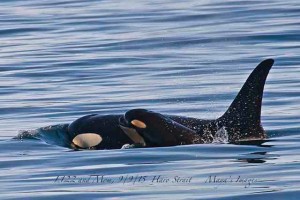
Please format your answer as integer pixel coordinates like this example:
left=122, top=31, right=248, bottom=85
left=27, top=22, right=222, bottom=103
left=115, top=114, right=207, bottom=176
left=0, top=0, right=300, bottom=199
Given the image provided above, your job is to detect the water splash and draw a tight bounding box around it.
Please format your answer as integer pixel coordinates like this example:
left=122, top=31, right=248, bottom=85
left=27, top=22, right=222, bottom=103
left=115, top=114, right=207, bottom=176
left=212, top=126, right=229, bottom=144
left=14, top=124, right=71, bottom=148
left=14, top=129, right=39, bottom=140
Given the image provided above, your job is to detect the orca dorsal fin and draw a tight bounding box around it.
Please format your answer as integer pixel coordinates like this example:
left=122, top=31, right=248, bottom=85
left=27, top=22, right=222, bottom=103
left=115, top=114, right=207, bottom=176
left=218, top=59, right=274, bottom=140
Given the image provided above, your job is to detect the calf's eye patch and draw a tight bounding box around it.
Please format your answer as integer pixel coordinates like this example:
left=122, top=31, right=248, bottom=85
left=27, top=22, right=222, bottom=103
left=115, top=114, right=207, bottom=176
left=131, top=119, right=147, bottom=129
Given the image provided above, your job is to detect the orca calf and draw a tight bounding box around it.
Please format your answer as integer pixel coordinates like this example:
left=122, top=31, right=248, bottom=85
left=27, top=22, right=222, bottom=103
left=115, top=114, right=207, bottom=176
left=68, top=59, right=274, bottom=149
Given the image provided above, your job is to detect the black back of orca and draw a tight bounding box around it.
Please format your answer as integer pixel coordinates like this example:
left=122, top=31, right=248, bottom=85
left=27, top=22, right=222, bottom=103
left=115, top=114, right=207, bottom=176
left=68, top=114, right=132, bottom=149
left=67, top=59, right=274, bottom=149
left=68, top=113, right=208, bottom=149
left=120, top=59, right=274, bottom=147
left=120, top=109, right=207, bottom=147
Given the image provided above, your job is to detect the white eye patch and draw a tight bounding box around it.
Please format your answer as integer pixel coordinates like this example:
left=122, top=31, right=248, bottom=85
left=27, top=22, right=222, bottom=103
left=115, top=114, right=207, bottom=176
left=72, top=133, right=102, bottom=149
left=131, top=119, right=147, bottom=129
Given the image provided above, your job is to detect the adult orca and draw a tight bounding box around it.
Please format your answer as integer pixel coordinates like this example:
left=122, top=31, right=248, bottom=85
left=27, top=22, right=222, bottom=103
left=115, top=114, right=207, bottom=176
left=119, top=59, right=274, bottom=147
left=65, top=59, right=274, bottom=149
left=68, top=112, right=208, bottom=149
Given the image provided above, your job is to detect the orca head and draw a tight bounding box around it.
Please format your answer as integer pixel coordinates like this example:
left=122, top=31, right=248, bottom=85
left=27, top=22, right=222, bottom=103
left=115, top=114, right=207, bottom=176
left=119, top=109, right=154, bottom=147
left=119, top=109, right=171, bottom=146
left=119, top=109, right=193, bottom=147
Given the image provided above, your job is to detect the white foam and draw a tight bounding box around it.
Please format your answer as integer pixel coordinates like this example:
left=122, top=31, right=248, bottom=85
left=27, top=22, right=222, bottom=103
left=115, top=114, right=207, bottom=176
left=212, top=126, right=229, bottom=144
